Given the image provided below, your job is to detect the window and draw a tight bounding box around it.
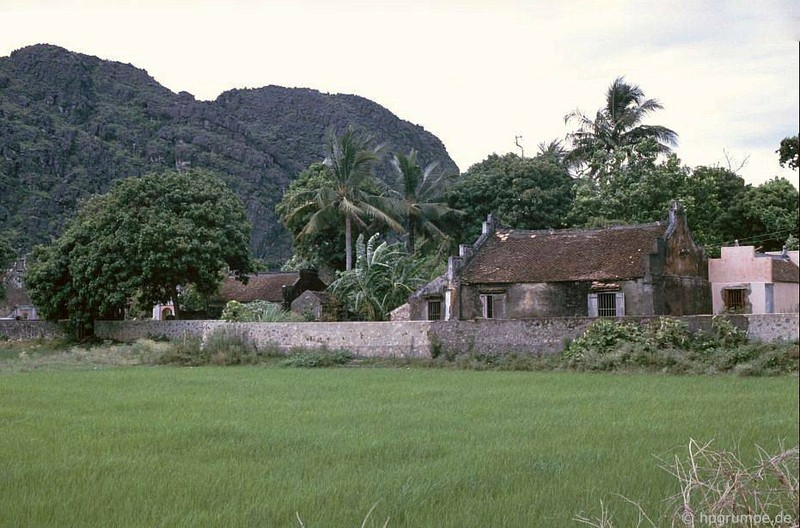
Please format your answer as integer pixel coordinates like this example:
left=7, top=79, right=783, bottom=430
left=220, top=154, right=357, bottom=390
left=427, top=299, right=442, bottom=321
left=597, top=293, right=617, bottom=317
left=480, top=293, right=505, bottom=319
left=588, top=292, right=625, bottom=317
left=723, top=288, right=747, bottom=313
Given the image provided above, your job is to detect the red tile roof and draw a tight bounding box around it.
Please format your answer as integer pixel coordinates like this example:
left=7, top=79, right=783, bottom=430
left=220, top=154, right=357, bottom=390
left=460, top=222, right=667, bottom=284
left=772, top=259, right=800, bottom=283
left=218, top=272, right=299, bottom=303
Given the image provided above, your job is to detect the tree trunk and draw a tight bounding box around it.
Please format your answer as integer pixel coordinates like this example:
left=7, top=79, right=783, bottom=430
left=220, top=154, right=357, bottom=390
left=345, top=216, right=353, bottom=271
left=405, top=217, right=415, bottom=254
left=172, top=286, right=182, bottom=320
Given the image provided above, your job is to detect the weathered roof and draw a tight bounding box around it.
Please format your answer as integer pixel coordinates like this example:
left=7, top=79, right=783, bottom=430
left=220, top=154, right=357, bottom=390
left=772, top=259, right=800, bottom=283
left=460, top=222, right=667, bottom=284
left=218, top=272, right=299, bottom=303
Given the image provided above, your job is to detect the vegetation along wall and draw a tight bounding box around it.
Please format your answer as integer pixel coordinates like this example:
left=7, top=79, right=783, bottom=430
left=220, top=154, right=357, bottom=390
left=92, top=315, right=799, bottom=357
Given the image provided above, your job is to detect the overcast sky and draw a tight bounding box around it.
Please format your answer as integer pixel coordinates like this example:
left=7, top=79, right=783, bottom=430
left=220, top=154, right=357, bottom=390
left=2, top=0, right=798, bottom=186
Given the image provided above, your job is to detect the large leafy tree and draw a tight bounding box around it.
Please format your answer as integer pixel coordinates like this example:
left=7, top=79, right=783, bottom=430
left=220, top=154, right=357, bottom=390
left=280, top=127, right=402, bottom=271
left=678, top=166, right=752, bottom=254
left=26, top=169, right=253, bottom=330
left=447, top=153, right=575, bottom=242
left=390, top=149, right=460, bottom=255
left=567, top=139, right=689, bottom=227
left=565, top=76, right=678, bottom=176
left=739, top=177, right=799, bottom=252
left=777, top=135, right=799, bottom=170
left=328, top=233, right=427, bottom=321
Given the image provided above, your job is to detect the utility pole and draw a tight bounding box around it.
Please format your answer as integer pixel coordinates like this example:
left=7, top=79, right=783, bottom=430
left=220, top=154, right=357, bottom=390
left=515, top=135, right=524, bottom=159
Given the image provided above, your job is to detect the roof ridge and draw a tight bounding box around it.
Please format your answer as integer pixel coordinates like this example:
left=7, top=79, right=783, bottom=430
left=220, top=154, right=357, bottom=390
left=496, top=221, right=665, bottom=237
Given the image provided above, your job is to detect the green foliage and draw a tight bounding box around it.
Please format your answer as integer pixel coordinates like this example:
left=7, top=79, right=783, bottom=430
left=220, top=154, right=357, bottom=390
left=220, top=300, right=301, bottom=322
left=276, top=163, right=347, bottom=271
left=447, top=152, right=574, bottom=242
left=778, top=135, right=799, bottom=170
left=278, top=348, right=354, bottom=368
left=328, top=233, right=428, bottom=321
left=277, top=127, right=403, bottom=271
left=739, top=176, right=799, bottom=252
left=156, top=327, right=260, bottom=366
left=565, top=146, right=798, bottom=255
left=25, top=169, right=253, bottom=329
left=565, top=76, right=678, bottom=176
left=558, top=316, right=785, bottom=374
left=0, top=45, right=458, bottom=264
left=390, top=149, right=461, bottom=257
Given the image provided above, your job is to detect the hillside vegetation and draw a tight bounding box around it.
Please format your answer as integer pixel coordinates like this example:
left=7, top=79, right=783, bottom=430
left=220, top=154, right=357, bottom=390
left=0, top=44, right=457, bottom=265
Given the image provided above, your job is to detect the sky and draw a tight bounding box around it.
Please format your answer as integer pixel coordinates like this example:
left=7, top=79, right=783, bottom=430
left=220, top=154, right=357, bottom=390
left=2, top=0, right=799, bottom=186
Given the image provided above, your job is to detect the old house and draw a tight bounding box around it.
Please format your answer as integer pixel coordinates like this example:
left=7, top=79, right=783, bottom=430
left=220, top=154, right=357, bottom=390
left=213, top=269, right=327, bottom=312
left=0, top=256, right=39, bottom=321
left=708, top=246, right=799, bottom=314
left=405, top=201, right=711, bottom=320
left=151, top=270, right=327, bottom=320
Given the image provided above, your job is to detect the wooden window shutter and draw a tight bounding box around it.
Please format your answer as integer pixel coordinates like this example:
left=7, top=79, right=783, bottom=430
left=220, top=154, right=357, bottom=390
left=588, top=294, right=598, bottom=317
left=615, top=292, right=625, bottom=317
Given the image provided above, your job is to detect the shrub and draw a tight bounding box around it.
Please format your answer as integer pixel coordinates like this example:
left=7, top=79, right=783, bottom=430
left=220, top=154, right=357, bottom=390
left=279, top=348, right=354, bottom=368
left=221, top=300, right=302, bottom=322
left=156, top=328, right=260, bottom=366
left=561, top=317, right=796, bottom=375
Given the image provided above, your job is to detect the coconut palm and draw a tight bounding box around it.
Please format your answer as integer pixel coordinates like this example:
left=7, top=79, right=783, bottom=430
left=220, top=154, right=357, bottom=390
left=285, top=127, right=403, bottom=270
left=390, top=149, right=459, bottom=254
left=565, top=77, right=678, bottom=173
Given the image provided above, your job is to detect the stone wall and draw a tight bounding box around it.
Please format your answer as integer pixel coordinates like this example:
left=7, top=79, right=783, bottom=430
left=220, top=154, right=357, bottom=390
left=0, top=320, right=66, bottom=340
left=92, top=313, right=799, bottom=359
left=744, top=313, right=799, bottom=342
left=94, top=320, right=433, bottom=358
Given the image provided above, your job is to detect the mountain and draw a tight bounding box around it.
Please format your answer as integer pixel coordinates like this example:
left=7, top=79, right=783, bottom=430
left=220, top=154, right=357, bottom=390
left=0, top=44, right=458, bottom=266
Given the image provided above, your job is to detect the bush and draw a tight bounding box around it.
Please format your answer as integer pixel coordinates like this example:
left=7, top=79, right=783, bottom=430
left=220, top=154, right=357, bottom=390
left=221, top=300, right=302, bottom=322
left=560, top=317, right=796, bottom=375
left=157, top=328, right=260, bottom=366
left=279, top=348, right=354, bottom=368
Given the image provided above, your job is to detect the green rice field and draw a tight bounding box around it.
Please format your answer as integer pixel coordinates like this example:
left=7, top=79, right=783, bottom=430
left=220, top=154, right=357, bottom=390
left=1, top=367, right=797, bottom=527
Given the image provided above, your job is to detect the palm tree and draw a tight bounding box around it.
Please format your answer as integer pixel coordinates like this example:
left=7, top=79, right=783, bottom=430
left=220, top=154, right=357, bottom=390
left=565, top=77, right=678, bottom=173
left=285, top=127, right=403, bottom=270
left=390, top=149, right=459, bottom=254
left=329, top=233, right=426, bottom=320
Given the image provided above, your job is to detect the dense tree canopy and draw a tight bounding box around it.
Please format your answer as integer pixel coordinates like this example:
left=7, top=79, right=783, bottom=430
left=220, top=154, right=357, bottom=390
left=778, top=135, right=799, bottom=170
left=26, top=169, right=253, bottom=329
left=447, top=153, right=574, bottom=242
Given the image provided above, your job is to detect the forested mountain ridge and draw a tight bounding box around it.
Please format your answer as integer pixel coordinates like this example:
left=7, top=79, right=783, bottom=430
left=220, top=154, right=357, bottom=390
left=0, top=44, right=458, bottom=265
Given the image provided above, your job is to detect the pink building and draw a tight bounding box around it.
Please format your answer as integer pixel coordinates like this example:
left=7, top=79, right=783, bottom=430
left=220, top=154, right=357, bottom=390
left=708, top=246, right=799, bottom=314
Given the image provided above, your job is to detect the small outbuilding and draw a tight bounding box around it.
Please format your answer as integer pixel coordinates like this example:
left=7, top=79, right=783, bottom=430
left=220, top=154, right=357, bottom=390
left=708, top=246, right=799, bottom=314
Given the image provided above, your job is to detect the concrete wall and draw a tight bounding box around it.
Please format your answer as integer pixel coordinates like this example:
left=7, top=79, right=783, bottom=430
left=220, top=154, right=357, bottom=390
left=775, top=283, right=800, bottom=314
left=94, top=313, right=799, bottom=358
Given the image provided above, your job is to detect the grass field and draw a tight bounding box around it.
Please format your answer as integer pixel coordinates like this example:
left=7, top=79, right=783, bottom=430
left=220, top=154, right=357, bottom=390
left=1, top=365, right=797, bottom=527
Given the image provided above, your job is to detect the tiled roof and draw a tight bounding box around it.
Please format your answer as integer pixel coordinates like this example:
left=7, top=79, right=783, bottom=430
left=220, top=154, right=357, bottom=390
left=772, top=259, right=800, bottom=283
left=218, top=272, right=299, bottom=303
left=460, top=222, right=667, bottom=284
